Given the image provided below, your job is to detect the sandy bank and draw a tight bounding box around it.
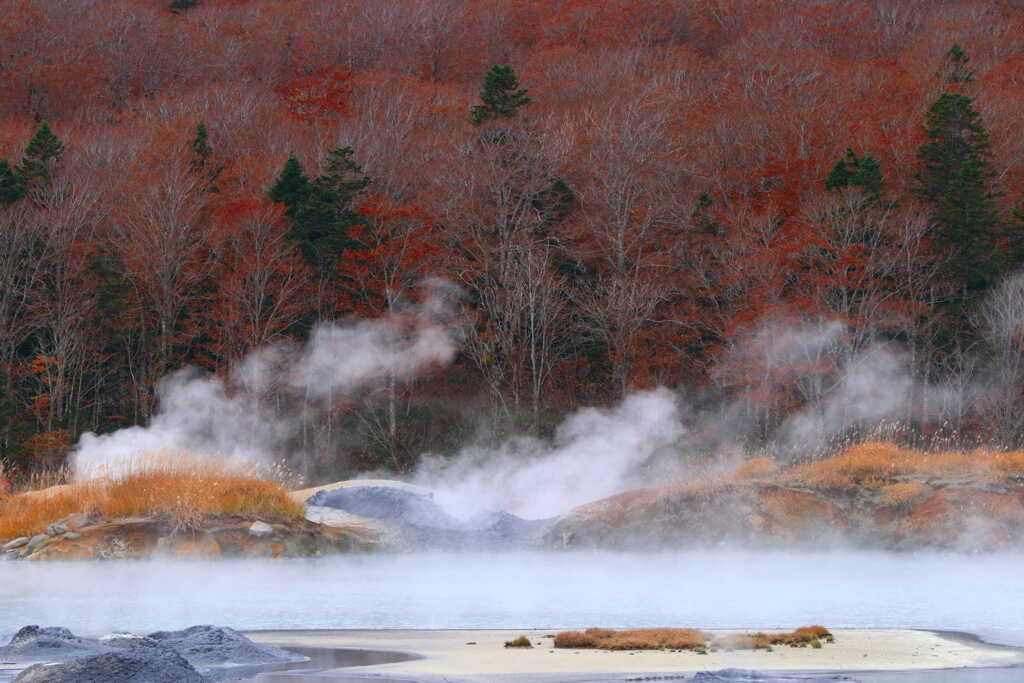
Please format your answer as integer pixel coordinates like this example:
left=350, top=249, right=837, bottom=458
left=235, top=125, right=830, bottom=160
left=246, top=628, right=1024, bottom=681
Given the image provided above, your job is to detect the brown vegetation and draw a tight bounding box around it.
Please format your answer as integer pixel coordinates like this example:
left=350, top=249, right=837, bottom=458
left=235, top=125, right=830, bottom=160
left=504, top=636, right=533, bottom=648
left=551, top=442, right=1024, bottom=550
left=712, top=627, right=834, bottom=651
left=0, top=461, right=303, bottom=543
left=553, top=628, right=708, bottom=651
left=552, top=626, right=832, bottom=652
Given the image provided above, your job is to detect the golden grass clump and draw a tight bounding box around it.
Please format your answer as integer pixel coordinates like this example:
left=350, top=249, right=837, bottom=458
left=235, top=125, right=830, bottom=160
left=732, top=457, right=779, bottom=481
left=553, top=628, right=708, bottom=651
left=504, top=636, right=532, bottom=648
left=879, top=482, right=929, bottom=507
left=0, top=456, right=304, bottom=542
left=784, top=441, right=1024, bottom=489
left=712, top=626, right=832, bottom=651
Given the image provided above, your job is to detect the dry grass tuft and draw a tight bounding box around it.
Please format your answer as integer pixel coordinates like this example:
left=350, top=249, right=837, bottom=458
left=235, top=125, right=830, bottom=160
left=732, top=457, right=778, bottom=481
left=785, top=441, right=1024, bottom=489
left=504, top=636, right=532, bottom=648
left=712, top=626, right=832, bottom=651
left=879, top=482, right=929, bottom=507
left=0, top=455, right=304, bottom=542
left=553, top=628, right=708, bottom=651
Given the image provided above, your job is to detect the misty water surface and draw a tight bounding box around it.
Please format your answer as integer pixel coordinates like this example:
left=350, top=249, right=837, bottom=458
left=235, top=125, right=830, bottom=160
left=1, top=551, right=1022, bottom=648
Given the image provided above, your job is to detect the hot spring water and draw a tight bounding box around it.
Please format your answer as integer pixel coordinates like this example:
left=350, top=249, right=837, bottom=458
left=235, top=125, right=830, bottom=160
left=1, top=550, right=1022, bottom=648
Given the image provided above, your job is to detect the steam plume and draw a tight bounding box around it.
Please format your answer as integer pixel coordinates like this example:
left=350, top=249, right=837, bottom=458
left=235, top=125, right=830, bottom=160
left=71, top=280, right=460, bottom=479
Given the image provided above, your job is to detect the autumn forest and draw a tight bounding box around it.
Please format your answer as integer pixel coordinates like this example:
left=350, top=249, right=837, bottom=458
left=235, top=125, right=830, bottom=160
left=2, top=0, right=1024, bottom=481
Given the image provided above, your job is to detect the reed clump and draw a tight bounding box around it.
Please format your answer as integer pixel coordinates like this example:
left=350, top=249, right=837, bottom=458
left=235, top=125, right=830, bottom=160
left=711, top=626, right=833, bottom=651
left=553, top=628, right=709, bottom=651
left=0, top=452, right=304, bottom=541
left=504, top=636, right=532, bottom=648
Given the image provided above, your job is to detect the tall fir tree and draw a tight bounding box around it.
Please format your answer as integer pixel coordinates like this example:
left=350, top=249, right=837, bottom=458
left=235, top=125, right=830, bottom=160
left=18, top=122, right=64, bottom=187
left=189, top=122, right=212, bottom=171
left=269, top=149, right=369, bottom=273
left=826, top=149, right=884, bottom=200
left=0, top=160, right=25, bottom=203
left=268, top=155, right=310, bottom=214
left=188, top=122, right=222, bottom=188
left=471, top=65, right=532, bottom=125
left=940, top=44, right=975, bottom=85
left=916, top=92, right=999, bottom=303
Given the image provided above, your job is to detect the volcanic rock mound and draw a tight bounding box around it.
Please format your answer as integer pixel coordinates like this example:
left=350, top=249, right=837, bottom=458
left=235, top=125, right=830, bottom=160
left=14, top=647, right=206, bottom=683
left=306, top=481, right=554, bottom=549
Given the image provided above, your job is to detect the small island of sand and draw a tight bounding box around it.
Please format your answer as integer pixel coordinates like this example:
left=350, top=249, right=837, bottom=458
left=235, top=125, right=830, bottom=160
left=247, top=628, right=1024, bottom=681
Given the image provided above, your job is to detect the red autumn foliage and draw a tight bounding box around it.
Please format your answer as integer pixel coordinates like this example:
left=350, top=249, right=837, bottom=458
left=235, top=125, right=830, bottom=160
left=0, top=0, right=1023, bottom=479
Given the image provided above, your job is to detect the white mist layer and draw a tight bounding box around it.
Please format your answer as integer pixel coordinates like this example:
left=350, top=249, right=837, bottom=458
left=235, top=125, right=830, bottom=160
left=1, top=552, right=1022, bottom=646
left=412, top=388, right=685, bottom=519
left=71, top=281, right=459, bottom=479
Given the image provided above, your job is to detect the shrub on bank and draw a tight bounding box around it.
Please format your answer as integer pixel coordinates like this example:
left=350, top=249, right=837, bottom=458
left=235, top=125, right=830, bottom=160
left=553, top=628, right=708, bottom=651
left=504, top=636, right=532, bottom=648
left=0, top=461, right=304, bottom=542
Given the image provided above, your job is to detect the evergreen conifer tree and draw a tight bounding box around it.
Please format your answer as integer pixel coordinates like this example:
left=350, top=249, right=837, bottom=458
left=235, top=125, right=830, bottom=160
left=189, top=122, right=212, bottom=171
left=18, top=122, right=64, bottom=187
left=916, top=91, right=999, bottom=305
left=268, top=155, right=311, bottom=216
left=940, top=44, right=975, bottom=84
left=188, top=122, right=222, bottom=188
left=0, top=160, right=25, bottom=203
left=915, top=44, right=1002, bottom=349
left=269, top=149, right=369, bottom=273
left=471, top=66, right=532, bottom=125
left=826, top=149, right=884, bottom=199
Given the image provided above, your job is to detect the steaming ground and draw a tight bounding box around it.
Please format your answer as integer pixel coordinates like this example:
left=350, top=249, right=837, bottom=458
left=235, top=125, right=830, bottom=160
left=70, top=279, right=460, bottom=480
left=2, top=551, right=1023, bottom=647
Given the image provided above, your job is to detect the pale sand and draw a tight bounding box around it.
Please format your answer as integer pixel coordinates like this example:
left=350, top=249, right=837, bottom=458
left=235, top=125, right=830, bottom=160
left=247, top=629, right=1024, bottom=681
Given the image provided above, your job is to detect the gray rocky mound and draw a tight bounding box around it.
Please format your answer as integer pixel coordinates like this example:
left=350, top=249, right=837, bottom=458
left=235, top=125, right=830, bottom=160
left=13, top=647, right=206, bottom=683
left=2, top=625, right=304, bottom=682
left=146, top=625, right=302, bottom=666
left=693, top=670, right=859, bottom=682
left=306, top=484, right=554, bottom=548
left=0, top=626, right=113, bottom=662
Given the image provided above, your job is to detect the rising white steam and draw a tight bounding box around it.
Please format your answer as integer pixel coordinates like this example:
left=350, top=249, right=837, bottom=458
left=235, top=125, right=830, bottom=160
left=412, top=388, right=685, bottom=519
left=71, top=280, right=461, bottom=480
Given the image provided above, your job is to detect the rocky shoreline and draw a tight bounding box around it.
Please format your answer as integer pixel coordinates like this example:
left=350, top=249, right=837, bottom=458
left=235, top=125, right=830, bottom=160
left=1, top=625, right=304, bottom=682
left=1, top=512, right=378, bottom=562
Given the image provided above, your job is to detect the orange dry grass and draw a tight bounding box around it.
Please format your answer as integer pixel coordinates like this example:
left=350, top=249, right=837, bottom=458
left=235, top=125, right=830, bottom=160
left=786, top=442, right=1024, bottom=489
left=712, top=626, right=832, bottom=650
left=879, top=482, right=929, bottom=507
left=0, top=469, right=303, bottom=542
left=554, top=628, right=708, bottom=651
left=732, top=457, right=779, bottom=481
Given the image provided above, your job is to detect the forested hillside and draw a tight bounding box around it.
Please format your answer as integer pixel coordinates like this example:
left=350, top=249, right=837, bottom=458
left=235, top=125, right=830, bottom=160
left=2, top=0, right=1024, bottom=480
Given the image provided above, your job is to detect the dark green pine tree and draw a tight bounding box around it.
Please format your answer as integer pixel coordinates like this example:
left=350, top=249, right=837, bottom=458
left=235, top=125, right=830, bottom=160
left=290, top=147, right=370, bottom=271
left=0, top=160, right=25, bottom=203
left=268, top=155, right=311, bottom=217
left=169, top=0, right=199, bottom=13
left=189, top=122, right=212, bottom=171
left=18, top=122, right=64, bottom=187
left=471, top=65, right=532, bottom=125
left=188, top=122, right=222, bottom=188
left=535, top=177, right=575, bottom=229
left=825, top=148, right=884, bottom=199
left=916, top=89, right=1000, bottom=340
left=940, top=44, right=975, bottom=85
left=1003, top=208, right=1024, bottom=274
left=269, top=149, right=369, bottom=274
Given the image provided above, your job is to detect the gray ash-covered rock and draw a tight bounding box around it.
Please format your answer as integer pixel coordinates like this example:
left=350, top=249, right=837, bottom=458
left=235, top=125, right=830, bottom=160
left=2, top=625, right=304, bottom=682
left=0, top=626, right=113, bottom=662
left=693, top=670, right=859, bottom=682
left=13, top=647, right=206, bottom=683
left=306, top=484, right=554, bottom=549
left=146, top=625, right=302, bottom=666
